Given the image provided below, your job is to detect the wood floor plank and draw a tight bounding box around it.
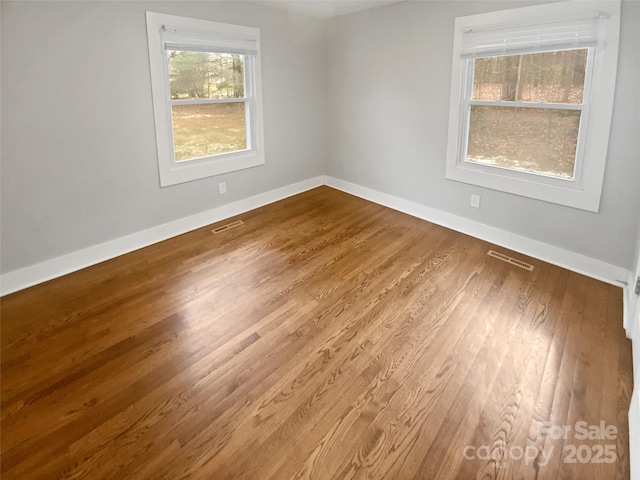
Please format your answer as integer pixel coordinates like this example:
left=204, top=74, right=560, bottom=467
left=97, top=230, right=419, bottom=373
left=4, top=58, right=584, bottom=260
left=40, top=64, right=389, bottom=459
left=413, top=264, right=557, bottom=479
left=150, top=222, right=477, bottom=480
left=259, top=245, right=500, bottom=480
left=0, top=186, right=632, bottom=479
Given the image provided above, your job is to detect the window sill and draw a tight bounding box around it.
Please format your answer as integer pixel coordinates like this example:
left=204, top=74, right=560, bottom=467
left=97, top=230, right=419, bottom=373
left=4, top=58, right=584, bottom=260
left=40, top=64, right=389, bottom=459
left=159, top=150, right=265, bottom=187
left=445, top=162, right=601, bottom=212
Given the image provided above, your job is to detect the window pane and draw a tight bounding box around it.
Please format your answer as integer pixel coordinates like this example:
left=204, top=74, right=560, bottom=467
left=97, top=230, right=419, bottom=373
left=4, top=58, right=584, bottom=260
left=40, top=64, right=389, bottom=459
left=466, top=106, right=580, bottom=179
left=472, top=49, right=587, bottom=104
left=172, top=103, right=247, bottom=161
left=167, top=51, right=245, bottom=100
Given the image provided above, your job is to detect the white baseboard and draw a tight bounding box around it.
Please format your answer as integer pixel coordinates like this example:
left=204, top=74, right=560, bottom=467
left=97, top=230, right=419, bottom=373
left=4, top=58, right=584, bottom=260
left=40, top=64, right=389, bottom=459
left=0, top=176, right=324, bottom=296
left=1, top=174, right=631, bottom=296
left=324, top=176, right=629, bottom=288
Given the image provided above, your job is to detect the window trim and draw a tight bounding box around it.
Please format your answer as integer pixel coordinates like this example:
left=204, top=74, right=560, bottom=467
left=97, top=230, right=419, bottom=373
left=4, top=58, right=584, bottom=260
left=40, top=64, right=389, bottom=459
left=444, top=1, right=621, bottom=212
left=146, top=12, right=265, bottom=187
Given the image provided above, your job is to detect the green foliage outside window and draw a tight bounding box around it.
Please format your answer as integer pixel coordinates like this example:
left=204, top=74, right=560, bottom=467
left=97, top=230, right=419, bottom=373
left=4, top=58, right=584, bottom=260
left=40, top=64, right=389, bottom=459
left=168, top=51, right=245, bottom=100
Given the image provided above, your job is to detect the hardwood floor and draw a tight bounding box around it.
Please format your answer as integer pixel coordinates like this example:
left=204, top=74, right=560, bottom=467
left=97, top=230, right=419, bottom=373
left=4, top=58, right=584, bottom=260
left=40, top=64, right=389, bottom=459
left=1, top=186, right=633, bottom=479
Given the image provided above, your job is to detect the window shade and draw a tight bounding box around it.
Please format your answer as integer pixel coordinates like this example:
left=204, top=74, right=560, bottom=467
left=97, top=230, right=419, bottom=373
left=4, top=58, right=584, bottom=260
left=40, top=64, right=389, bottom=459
left=162, top=26, right=258, bottom=55
left=460, top=15, right=602, bottom=59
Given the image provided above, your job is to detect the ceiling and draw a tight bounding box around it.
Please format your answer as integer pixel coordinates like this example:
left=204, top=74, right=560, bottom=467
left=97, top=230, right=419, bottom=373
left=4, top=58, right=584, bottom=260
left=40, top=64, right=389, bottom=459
left=253, top=0, right=405, bottom=19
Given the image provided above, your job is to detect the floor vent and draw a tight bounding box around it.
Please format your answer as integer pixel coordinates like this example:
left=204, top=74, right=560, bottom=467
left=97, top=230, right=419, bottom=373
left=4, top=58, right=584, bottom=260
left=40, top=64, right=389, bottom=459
left=212, top=220, right=244, bottom=234
left=487, top=250, right=534, bottom=271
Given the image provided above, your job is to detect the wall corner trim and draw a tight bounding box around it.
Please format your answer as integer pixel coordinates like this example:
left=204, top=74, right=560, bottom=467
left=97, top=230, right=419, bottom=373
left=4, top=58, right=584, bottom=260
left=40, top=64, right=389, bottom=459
left=0, top=176, right=325, bottom=296
left=624, top=270, right=637, bottom=339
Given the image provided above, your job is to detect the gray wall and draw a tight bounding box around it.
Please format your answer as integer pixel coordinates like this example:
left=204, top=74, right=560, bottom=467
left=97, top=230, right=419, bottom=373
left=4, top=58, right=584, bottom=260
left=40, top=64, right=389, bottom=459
left=2, top=0, right=639, bottom=275
left=324, top=0, right=640, bottom=269
left=1, top=1, right=326, bottom=272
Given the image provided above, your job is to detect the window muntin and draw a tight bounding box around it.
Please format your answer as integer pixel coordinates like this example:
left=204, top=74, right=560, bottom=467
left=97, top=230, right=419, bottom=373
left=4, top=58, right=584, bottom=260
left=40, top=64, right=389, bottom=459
left=463, top=48, right=591, bottom=179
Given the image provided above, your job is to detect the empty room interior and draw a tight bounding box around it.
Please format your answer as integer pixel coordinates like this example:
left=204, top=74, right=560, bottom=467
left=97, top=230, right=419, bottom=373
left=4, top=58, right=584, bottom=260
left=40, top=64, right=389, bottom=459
left=2, top=0, right=640, bottom=478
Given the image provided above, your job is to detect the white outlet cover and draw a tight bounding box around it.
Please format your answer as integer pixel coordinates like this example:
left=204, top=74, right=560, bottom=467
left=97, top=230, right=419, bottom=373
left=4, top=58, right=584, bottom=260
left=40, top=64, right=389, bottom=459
left=470, top=195, right=480, bottom=208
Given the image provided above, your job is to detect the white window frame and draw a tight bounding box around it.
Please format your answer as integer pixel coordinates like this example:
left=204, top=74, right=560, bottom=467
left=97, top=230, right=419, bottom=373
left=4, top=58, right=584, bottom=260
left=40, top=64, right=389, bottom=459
left=444, top=1, right=621, bottom=212
left=146, top=12, right=265, bottom=187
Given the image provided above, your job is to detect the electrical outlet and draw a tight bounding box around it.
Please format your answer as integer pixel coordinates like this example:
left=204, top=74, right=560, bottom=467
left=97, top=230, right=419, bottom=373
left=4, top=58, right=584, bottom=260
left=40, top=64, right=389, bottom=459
left=219, top=182, right=227, bottom=195
left=470, top=194, right=481, bottom=208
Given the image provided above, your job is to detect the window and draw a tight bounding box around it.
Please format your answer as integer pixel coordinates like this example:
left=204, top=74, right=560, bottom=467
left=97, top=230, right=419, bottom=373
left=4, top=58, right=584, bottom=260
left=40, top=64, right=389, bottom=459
left=445, top=1, right=620, bottom=212
left=146, top=12, right=265, bottom=187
